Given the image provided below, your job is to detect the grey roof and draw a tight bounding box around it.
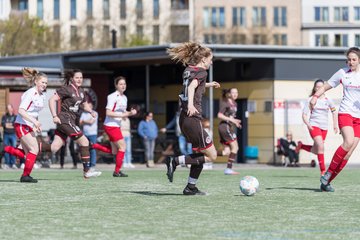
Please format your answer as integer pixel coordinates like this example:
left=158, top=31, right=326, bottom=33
left=0, top=44, right=349, bottom=70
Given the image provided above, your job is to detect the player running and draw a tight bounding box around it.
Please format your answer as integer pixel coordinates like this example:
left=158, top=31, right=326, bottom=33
left=165, top=42, right=220, bottom=195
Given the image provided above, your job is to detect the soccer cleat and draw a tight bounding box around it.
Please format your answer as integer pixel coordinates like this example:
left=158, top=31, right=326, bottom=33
left=224, top=168, right=239, bottom=175
left=20, top=175, right=38, bottom=183
left=320, top=171, right=332, bottom=185
left=84, top=169, right=102, bottom=179
left=295, top=141, right=302, bottom=153
left=113, top=171, right=128, bottom=177
left=165, top=156, right=176, bottom=183
left=320, top=183, right=335, bottom=192
left=183, top=185, right=207, bottom=196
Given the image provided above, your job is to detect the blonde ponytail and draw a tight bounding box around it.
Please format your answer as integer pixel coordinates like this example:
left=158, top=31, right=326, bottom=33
left=167, top=42, right=212, bottom=66
left=22, top=67, right=47, bottom=85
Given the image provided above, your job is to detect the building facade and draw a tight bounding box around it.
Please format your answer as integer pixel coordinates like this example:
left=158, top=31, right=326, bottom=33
left=302, top=0, right=360, bottom=47
left=8, top=0, right=190, bottom=49
left=191, top=0, right=302, bottom=46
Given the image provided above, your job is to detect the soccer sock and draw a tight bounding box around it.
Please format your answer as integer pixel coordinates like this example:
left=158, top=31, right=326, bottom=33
left=22, top=152, right=37, bottom=176
left=80, top=146, right=90, bottom=171
left=91, top=143, right=112, bottom=153
left=4, top=146, right=25, bottom=159
left=188, top=164, right=204, bottom=188
left=327, top=146, right=348, bottom=174
left=115, top=151, right=125, bottom=173
left=185, top=153, right=205, bottom=165
left=227, top=152, right=237, bottom=169
left=317, top=153, right=325, bottom=173
left=300, top=144, right=312, bottom=152
left=329, top=159, right=349, bottom=183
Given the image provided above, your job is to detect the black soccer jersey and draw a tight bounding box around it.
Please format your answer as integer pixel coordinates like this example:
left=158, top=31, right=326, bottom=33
left=56, top=84, right=86, bottom=124
left=179, top=66, right=208, bottom=118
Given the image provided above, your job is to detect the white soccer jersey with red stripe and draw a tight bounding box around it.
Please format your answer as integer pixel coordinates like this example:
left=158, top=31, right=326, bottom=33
left=303, top=97, right=336, bottom=130
left=103, top=91, right=127, bottom=127
left=15, top=87, right=46, bottom=127
left=328, top=67, right=360, bottom=118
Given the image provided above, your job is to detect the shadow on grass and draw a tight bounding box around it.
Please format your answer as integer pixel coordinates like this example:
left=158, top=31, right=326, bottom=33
left=266, top=187, right=321, bottom=192
left=123, top=191, right=184, bottom=196
left=0, top=179, right=19, bottom=183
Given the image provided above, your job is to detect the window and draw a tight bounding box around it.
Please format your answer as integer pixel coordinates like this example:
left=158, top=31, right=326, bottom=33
left=334, top=34, right=348, bottom=47
left=54, top=0, right=60, bottom=19
left=136, top=0, right=143, bottom=19
left=315, top=34, right=328, bottom=46
left=87, top=0, right=93, bottom=18
left=103, top=25, right=110, bottom=46
left=137, top=25, right=143, bottom=39
left=153, top=25, right=159, bottom=44
left=355, top=7, right=360, bottom=21
left=253, top=7, right=266, bottom=27
left=203, top=8, right=210, bottom=28
left=120, top=0, right=126, bottom=19
left=103, top=0, right=110, bottom=19
left=334, top=7, right=349, bottom=22
left=120, top=25, right=126, bottom=44
left=314, top=7, right=329, bottom=22
left=204, top=34, right=226, bottom=44
left=204, top=34, right=210, bottom=44
left=37, top=0, right=43, bottom=19
left=203, top=7, right=225, bottom=28
left=70, top=26, right=78, bottom=46
left=253, top=34, right=266, bottom=44
left=171, top=0, right=188, bottom=10
left=87, top=25, right=93, bottom=46
left=231, top=34, right=246, bottom=44
left=273, top=34, right=287, bottom=45
left=355, top=34, right=360, bottom=46
left=153, top=0, right=159, bottom=19
left=232, top=7, right=246, bottom=27
left=71, top=0, right=76, bottom=19
left=274, top=7, right=287, bottom=26
left=19, top=0, right=28, bottom=10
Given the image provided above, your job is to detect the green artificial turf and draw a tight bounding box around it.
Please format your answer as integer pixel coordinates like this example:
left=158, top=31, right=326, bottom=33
left=0, top=166, right=359, bottom=240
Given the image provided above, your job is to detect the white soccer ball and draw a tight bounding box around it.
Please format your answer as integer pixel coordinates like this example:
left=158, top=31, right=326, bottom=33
left=239, top=176, right=259, bottom=196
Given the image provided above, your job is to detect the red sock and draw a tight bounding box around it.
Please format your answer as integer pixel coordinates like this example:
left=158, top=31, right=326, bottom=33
left=317, top=154, right=325, bottom=173
left=114, top=151, right=125, bottom=173
left=329, top=159, right=348, bottom=183
left=4, top=146, right=25, bottom=159
left=22, top=152, right=37, bottom=176
left=327, top=146, right=348, bottom=174
left=300, top=144, right=312, bottom=152
left=92, top=143, right=112, bottom=153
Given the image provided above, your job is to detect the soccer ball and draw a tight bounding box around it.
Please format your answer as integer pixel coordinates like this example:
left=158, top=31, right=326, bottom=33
left=239, top=176, right=259, bottom=196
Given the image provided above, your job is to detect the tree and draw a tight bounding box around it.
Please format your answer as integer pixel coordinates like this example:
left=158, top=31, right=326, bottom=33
left=0, top=12, right=62, bottom=56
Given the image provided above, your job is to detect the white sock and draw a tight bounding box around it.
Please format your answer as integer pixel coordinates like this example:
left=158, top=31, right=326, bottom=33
left=178, top=155, right=185, bottom=166
left=188, top=177, right=197, bottom=185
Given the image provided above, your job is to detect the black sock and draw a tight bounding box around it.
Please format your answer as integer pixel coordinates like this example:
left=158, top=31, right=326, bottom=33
left=185, top=153, right=205, bottom=165
left=189, top=164, right=203, bottom=181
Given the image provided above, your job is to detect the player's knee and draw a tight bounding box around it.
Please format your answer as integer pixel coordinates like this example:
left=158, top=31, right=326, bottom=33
left=206, top=150, right=217, bottom=162
left=28, top=144, right=39, bottom=155
left=118, top=139, right=126, bottom=151
left=343, top=139, right=354, bottom=150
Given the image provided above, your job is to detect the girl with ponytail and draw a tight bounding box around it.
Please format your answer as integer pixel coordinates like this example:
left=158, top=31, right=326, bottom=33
left=14, top=68, right=48, bottom=183
left=165, top=42, right=220, bottom=195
